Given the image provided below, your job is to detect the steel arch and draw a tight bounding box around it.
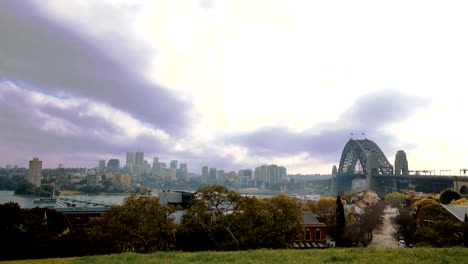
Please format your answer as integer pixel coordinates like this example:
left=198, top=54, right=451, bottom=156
left=338, top=139, right=393, bottom=175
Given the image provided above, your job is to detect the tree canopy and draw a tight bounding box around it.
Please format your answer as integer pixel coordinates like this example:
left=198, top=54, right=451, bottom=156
left=439, top=188, right=463, bottom=204
left=86, top=189, right=177, bottom=253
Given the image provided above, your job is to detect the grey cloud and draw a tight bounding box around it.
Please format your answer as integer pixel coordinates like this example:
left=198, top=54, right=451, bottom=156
left=0, top=1, right=190, bottom=135
left=0, top=84, right=173, bottom=167
left=228, top=91, right=428, bottom=162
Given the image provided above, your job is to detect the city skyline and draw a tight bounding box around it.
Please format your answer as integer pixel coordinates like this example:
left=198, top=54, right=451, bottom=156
left=1, top=1, right=468, bottom=174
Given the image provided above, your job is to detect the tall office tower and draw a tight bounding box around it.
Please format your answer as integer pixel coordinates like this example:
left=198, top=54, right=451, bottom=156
left=99, top=160, right=106, bottom=170
left=394, top=150, right=409, bottom=175
left=135, top=152, right=144, bottom=165
left=202, top=166, right=209, bottom=183
left=107, top=159, right=120, bottom=171
left=254, top=164, right=286, bottom=186
left=209, top=168, right=217, bottom=185
left=28, top=157, right=42, bottom=187
left=126, top=152, right=136, bottom=167
left=278, top=166, right=287, bottom=183
left=170, top=160, right=178, bottom=169
left=239, top=169, right=253, bottom=178
left=159, top=162, right=167, bottom=170
left=152, top=157, right=160, bottom=175
left=217, top=170, right=225, bottom=184
left=179, top=163, right=188, bottom=179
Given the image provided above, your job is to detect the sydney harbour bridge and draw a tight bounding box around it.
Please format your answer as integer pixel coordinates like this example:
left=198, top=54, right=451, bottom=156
left=333, top=138, right=468, bottom=196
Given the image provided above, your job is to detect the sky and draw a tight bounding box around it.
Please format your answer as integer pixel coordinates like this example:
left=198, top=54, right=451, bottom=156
left=1, top=0, right=468, bottom=175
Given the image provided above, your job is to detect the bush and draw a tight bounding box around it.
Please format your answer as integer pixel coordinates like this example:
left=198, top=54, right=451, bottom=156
left=439, top=189, right=462, bottom=204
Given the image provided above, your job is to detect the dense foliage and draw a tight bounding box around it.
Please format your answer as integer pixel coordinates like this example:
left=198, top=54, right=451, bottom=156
left=86, top=189, right=177, bottom=254
left=176, top=185, right=303, bottom=251
left=0, top=202, right=71, bottom=260
left=439, top=188, right=463, bottom=204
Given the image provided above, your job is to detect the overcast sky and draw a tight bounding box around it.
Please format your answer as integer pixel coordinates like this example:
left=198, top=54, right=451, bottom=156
left=1, top=0, right=468, bottom=174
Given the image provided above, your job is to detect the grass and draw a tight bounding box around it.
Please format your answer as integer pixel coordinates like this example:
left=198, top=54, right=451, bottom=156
left=1, top=248, right=467, bottom=264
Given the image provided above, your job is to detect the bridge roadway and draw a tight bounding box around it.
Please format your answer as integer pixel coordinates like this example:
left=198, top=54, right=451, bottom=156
left=335, top=173, right=468, bottom=196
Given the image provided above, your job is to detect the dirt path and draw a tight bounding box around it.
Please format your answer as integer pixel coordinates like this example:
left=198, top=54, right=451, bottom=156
left=368, top=206, right=399, bottom=248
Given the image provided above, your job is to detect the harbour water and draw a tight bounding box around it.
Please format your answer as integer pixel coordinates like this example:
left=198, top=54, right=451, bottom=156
left=0, top=190, right=132, bottom=208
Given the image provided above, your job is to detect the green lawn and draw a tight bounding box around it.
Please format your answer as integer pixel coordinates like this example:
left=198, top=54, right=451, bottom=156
left=2, top=248, right=467, bottom=264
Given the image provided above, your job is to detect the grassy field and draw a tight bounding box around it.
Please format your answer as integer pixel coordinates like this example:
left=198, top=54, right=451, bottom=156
left=2, top=248, right=467, bottom=264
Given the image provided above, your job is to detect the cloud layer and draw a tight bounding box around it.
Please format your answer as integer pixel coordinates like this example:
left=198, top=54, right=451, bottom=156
left=228, top=91, right=428, bottom=162
left=0, top=1, right=189, bottom=135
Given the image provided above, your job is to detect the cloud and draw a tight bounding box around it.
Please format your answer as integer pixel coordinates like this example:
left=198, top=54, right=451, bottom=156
left=0, top=1, right=190, bottom=135
left=0, top=81, right=175, bottom=167
left=228, top=91, right=428, bottom=162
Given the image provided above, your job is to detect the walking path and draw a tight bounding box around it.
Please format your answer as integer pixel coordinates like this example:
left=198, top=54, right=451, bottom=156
left=368, top=206, right=399, bottom=248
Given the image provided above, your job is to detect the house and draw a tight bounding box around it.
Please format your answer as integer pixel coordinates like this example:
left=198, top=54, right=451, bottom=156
left=440, top=204, right=468, bottom=222
left=296, top=211, right=327, bottom=248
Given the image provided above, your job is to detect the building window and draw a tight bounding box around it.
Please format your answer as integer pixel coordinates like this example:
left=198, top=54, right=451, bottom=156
left=315, top=229, right=321, bottom=241
left=305, top=228, right=311, bottom=240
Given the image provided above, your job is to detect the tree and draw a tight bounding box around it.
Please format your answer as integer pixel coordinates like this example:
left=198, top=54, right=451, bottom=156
left=439, top=188, right=463, bottom=204
left=177, top=185, right=243, bottom=251
left=450, top=198, right=468, bottom=205
left=335, top=195, right=346, bottom=245
left=177, top=186, right=303, bottom=251
left=392, top=207, right=417, bottom=247
left=86, top=189, right=176, bottom=253
left=344, top=201, right=385, bottom=246
left=384, top=192, right=406, bottom=208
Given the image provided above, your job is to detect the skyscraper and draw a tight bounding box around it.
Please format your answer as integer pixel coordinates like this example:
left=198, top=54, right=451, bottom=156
left=135, top=152, right=144, bottom=166
left=126, top=152, right=136, bottom=167
left=209, top=168, right=217, bottom=185
left=170, top=160, right=178, bottom=169
left=179, top=163, right=188, bottom=179
left=202, top=166, right=209, bottom=183
left=152, top=157, right=160, bottom=176
left=28, top=157, right=42, bottom=187
left=99, top=160, right=106, bottom=170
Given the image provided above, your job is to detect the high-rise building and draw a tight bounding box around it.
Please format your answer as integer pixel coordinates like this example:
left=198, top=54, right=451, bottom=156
left=179, top=163, right=188, bottom=179
left=99, top=160, right=106, bottom=170
left=126, top=152, right=136, bottom=167
left=217, top=170, right=225, bottom=184
left=254, top=164, right=287, bottom=186
left=152, top=157, right=160, bottom=175
left=209, top=168, right=217, bottom=185
left=135, top=152, right=144, bottom=166
left=107, top=159, right=120, bottom=171
left=170, top=160, right=178, bottom=169
left=28, top=157, right=42, bottom=187
left=202, top=166, right=209, bottom=183
left=58, top=163, right=64, bottom=169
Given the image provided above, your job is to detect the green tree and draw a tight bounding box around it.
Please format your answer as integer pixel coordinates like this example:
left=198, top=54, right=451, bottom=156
left=439, top=188, right=463, bottom=204
left=335, top=195, right=346, bottom=245
left=177, top=186, right=303, bottom=251
left=345, top=201, right=385, bottom=246
left=392, top=207, right=417, bottom=247
left=86, top=189, right=176, bottom=253
left=384, top=192, right=406, bottom=208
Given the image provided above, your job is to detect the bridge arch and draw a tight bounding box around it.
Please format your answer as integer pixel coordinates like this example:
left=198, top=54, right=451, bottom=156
left=460, top=185, right=468, bottom=195
left=338, top=139, right=393, bottom=175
